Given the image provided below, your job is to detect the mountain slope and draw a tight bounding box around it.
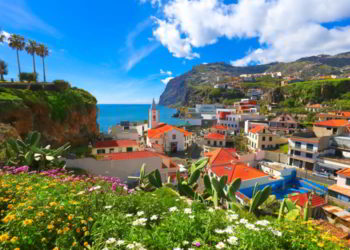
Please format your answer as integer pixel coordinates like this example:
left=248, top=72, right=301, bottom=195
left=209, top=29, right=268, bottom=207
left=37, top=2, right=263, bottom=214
left=159, top=51, right=350, bottom=106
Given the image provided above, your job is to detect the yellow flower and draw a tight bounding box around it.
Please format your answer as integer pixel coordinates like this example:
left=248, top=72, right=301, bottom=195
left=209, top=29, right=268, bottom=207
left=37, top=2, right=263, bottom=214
left=317, top=242, right=324, bottom=248
left=17, top=203, right=25, bottom=207
left=36, top=212, right=45, bottom=217
left=81, top=219, right=87, bottom=225
left=84, top=231, right=89, bottom=236
left=76, top=228, right=81, bottom=233
left=7, top=204, right=13, bottom=209
left=47, top=224, right=54, bottom=230
left=72, top=242, right=77, bottom=247
left=88, top=217, right=93, bottom=221
left=84, top=242, right=89, bottom=247
left=23, top=219, right=33, bottom=226
left=26, top=206, right=34, bottom=210
left=59, top=206, right=64, bottom=210
left=25, top=187, right=33, bottom=191
left=57, top=229, right=63, bottom=235
left=14, top=248, right=20, bottom=250
left=0, top=233, right=10, bottom=242
left=69, top=200, right=79, bottom=205
left=53, top=247, right=59, bottom=250
left=68, top=215, right=74, bottom=220
left=2, top=214, right=16, bottom=223
left=10, top=236, right=19, bottom=243
left=49, top=202, right=57, bottom=206
left=82, top=226, right=87, bottom=232
left=41, top=238, right=47, bottom=242
left=63, top=227, right=70, bottom=233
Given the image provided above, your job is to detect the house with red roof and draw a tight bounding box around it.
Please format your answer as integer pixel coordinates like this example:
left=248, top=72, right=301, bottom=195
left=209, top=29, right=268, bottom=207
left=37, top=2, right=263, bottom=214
left=92, top=140, right=140, bottom=155
left=146, top=123, right=193, bottom=153
left=328, top=168, right=350, bottom=203
left=316, top=111, right=350, bottom=121
left=313, top=119, right=350, bottom=137
left=268, top=114, right=300, bottom=134
left=247, top=125, right=287, bottom=151
left=288, top=192, right=326, bottom=209
left=305, top=104, right=327, bottom=113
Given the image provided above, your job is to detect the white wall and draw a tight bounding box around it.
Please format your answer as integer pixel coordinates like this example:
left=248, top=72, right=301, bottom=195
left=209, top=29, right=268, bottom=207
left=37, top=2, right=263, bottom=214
left=165, top=129, right=185, bottom=151
left=337, top=175, right=348, bottom=188
left=133, top=124, right=148, bottom=137
left=183, top=118, right=202, bottom=126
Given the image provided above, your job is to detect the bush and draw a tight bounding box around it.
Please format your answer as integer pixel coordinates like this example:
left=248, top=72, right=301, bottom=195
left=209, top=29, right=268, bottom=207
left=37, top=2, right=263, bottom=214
left=19, top=72, right=37, bottom=82
left=53, top=80, right=71, bottom=92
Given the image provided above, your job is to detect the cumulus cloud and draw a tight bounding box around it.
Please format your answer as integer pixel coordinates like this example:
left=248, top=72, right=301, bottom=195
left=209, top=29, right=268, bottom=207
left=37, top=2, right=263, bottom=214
left=160, top=69, right=172, bottom=75
left=151, top=0, right=350, bottom=65
left=160, top=76, right=174, bottom=84
left=139, top=0, right=161, bottom=8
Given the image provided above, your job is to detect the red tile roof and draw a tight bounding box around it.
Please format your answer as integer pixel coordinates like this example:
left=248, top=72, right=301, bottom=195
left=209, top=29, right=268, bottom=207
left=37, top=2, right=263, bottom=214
left=213, top=124, right=229, bottom=130
left=211, top=163, right=267, bottom=183
left=307, top=104, right=322, bottom=108
left=204, top=133, right=226, bottom=140
left=328, top=184, right=350, bottom=197
left=336, top=168, right=350, bottom=177
left=249, top=125, right=265, bottom=134
left=205, top=148, right=238, bottom=166
left=95, top=140, right=138, bottom=148
left=314, top=119, right=349, bottom=127
left=148, top=123, right=192, bottom=139
left=288, top=192, right=326, bottom=208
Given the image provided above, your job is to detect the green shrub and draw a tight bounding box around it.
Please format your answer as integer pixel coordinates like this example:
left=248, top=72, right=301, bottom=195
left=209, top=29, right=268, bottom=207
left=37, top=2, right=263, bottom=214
left=53, top=80, right=71, bottom=92
left=19, top=72, right=37, bottom=82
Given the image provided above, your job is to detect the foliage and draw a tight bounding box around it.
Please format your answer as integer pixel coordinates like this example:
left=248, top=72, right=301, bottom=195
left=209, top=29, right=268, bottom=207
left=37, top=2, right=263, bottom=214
left=53, top=79, right=71, bottom=92
left=19, top=72, right=38, bottom=82
left=0, top=60, right=8, bottom=81
left=279, top=144, right=289, bottom=154
left=0, top=168, right=346, bottom=250
left=5, top=131, right=70, bottom=170
left=249, top=184, right=272, bottom=214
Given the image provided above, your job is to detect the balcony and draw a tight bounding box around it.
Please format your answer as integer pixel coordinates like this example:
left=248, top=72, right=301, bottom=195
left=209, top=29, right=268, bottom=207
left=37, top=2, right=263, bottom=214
left=329, top=136, right=350, bottom=151
left=288, top=154, right=316, bottom=163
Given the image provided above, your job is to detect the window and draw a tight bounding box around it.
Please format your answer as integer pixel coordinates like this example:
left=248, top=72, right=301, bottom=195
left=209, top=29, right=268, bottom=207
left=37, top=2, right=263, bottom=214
left=172, top=134, right=176, bottom=140
left=127, top=147, right=133, bottom=152
left=306, top=144, right=313, bottom=151
left=109, top=148, right=114, bottom=153
left=207, top=140, right=210, bottom=145
left=345, top=178, right=350, bottom=186
left=269, top=137, right=272, bottom=141
left=327, top=127, right=332, bottom=130
left=333, top=128, right=338, bottom=134
left=262, top=136, right=265, bottom=141
left=97, top=149, right=105, bottom=154
left=295, top=142, right=301, bottom=149
left=213, top=141, right=217, bottom=146
left=294, top=151, right=301, bottom=156
left=262, top=145, right=265, bottom=149
left=219, top=141, right=222, bottom=146
left=155, top=141, right=158, bottom=144
left=306, top=153, right=313, bottom=159
left=153, top=115, right=156, bottom=120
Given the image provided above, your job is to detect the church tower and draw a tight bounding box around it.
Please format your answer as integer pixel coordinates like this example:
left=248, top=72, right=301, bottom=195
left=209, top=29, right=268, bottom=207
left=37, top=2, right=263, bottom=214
left=149, top=98, right=160, bottom=129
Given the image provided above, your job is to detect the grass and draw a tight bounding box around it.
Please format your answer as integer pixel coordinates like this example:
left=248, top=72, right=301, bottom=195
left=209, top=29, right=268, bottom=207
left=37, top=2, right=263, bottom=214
left=0, top=167, right=348, bottom=249
left=279, top=144, right=289, bottom=154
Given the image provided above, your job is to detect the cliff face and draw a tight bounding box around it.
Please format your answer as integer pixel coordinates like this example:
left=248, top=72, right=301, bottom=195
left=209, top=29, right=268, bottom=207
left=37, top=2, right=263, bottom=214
left=0, top=87, right=98, bottom=146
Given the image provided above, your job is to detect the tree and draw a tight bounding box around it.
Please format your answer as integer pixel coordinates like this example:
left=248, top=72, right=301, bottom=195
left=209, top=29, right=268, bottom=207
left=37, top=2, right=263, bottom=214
left=36, top=44, right=49, bottom=82
left=25, top=40, right=38, bottom=82
left=0, top=34, right=5, bottom=43
left=8, top=34, right=25, bottom=77
left=0, top=60, right=8, bottom=81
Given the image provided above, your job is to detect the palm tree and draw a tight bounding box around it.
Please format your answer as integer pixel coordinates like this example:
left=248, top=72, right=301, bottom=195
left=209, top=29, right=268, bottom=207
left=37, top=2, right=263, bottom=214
left=0, top=60, right=8, bottom=81
left=25, top=40, right=38, bottom=81
left=8, top=34, right=25, bottom=77
left=0, top=34, right=5, bottom=44
left=36, top=44, right=49, bottom=82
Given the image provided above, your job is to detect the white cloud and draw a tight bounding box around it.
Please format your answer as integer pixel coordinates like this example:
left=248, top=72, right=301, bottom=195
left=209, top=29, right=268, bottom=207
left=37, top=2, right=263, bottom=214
left=123, top=19, right=160, bottom=71
left=139, top=0, right=161, bottom=8
left=160, top=69, right=172, bottom=75
left=0, top=0, right=60, bottom=37
left=161, top=76, right=174, bottom=84
left=151, top=0, right=350, bottom=65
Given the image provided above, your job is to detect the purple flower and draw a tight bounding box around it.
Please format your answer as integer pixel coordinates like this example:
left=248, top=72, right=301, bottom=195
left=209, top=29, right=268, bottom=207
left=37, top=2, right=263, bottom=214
left=111, top=183, right=117, bottom=191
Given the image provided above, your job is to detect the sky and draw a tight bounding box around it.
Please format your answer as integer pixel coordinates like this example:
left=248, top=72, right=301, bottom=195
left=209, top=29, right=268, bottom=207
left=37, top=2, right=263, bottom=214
left=1, top=0, right=350, bottom=104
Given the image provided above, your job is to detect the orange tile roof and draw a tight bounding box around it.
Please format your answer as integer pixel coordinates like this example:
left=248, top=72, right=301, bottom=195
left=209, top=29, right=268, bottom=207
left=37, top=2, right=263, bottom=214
left=328, top=184, right=350, bottom=197
left=211, top=163, right=267, bottom=183
left=249, top=125, right=265, bottom=133
left=314, top=119, right=349, bottom=127
left=213, top=124, right=230, bottom=130
left=307, top=104, right=322, bottom=108
left=206, top=148, right=238, bottom=166
left=336, top=168, right=350, bottom=177
left=204, top=133, right=226, bottom=140
left=288, top=193, right=326, bottom=208
left=148, top=124, right=192, bottom=138
left=95, top=140, right=138, bottom=148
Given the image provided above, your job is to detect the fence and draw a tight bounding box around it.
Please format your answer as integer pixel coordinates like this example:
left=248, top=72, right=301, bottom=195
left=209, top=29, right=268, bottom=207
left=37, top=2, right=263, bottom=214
left=264, top=151, right=289, bottom=164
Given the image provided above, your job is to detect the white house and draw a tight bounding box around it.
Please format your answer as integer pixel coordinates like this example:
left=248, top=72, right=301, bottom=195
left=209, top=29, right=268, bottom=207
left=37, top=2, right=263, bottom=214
left=328, top=168, right=350, bottom=203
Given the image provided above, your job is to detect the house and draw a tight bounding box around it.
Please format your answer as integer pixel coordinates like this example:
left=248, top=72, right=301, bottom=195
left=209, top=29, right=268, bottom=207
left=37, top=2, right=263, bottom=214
left=92, top=140, right=140, bottom=155
left=316, top=111, right=350, bottom=121
left=211, top=124, right=233, bottom=135
left=288, top=132, right=332, bottom=171
left=247, top=126, right=288, bottom=151
left=305, top=104, right=327, bottom=113
left=313, top=120, right=350, bottom=137
left=66, top=151, right=178, bottom=183
left=204, top=133, right=227, bottom=148
left=108, top=126, right=139, bottom=140
left=244, top=120, right=269, bottom=134
left=147, top=123, right=192, bottom=153
left=234, top=99, right=260, bottom=113
left=328, top=168, right=350, bottom=203
left=288, top=192, right=326, bottom=209
left=269, top=114, right=300, bottom=134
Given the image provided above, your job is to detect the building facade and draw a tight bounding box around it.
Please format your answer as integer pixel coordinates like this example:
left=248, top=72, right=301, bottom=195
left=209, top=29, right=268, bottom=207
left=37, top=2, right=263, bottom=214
left=313, top=119, right=350, bottom=137
left=92, top=140, right=140, bottom=155
left=269, top=114, right=300, bottom=134
left=148, top=99, right=160, bottom=129
left=247, top=126, right=287, bottom=151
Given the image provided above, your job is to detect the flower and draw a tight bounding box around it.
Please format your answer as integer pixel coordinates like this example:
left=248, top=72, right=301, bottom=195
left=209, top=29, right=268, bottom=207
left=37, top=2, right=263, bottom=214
left=23, top=219, right=33, bottom=226
left=10, top=236, right=19, bottom=243
left=238, top=218, right=248, bottom=224
left=189, top=215, right=195, bottom=219
left=227, top=236, right=238, bottom=246
left=150, top=215, right=158, bottom=221
left=89, top=185, right=101, bottom=192
left=106, top=238, right=116, bottom=244
left=132, top=218, right=147, bottom=226
left=255, top=220, right=270, bottom=226
left=7, top=204, right=13, bottom=209
left=208, top=208, right=215, bottom=212
left=214, top=229, right=225, bottom=234
left=169, top=206, right=178, bottom=212
left=126, top=243, right=135, bottom=249
left=47, top=224, right=54, bottom=230
left=105, top=205, right=112, bottom=209
left=46, top=155, right=55, bottom=161
left=49, top=202, right=57, bottom=206
left=68, top=214, right=74, bottom=220
left=224, top=226, right=234, bottom=234
left=137, top=211, right=145, bottom=216
left=192, top=241, right=201, bottom=247
left=184, top=208, right=192, bottom=214
left=125, top=214, right=133, bottom=217
left=53, top=247, right=59, bottom=250
left=182, top=241, right=189, bottom=245
left=116, top=240, right=125, bottom=246
left=84, top=241, right=89, bottom=247
left=271, top=229, right=282, bottom=237
left=173, top=248, right=183, bottom=250
left=215, top=242, right=226, bottom=249
left=245, top=223, right=259, bottom=231
left=227, top=213, right=239, bottom=221
left=72, top=242, right=77, bottom=246
left=0, top=233, right=9, bottom=242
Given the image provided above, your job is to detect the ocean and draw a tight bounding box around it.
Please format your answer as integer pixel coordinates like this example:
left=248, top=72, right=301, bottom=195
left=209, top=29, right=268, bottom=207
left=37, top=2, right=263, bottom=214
left=97, top=104, right=182, bottom=132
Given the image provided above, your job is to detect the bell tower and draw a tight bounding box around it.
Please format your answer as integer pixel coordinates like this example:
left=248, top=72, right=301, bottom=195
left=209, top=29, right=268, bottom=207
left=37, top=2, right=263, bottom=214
left=149, top=98, right=160, bottom=129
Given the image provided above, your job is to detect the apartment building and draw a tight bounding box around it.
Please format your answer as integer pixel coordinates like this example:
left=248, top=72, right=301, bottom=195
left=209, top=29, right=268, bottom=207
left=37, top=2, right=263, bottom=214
left=247, top=126, right=287, bottom=151
left=313, top=119, right=350, bottom=137
left=269, top=114, right=300, bottom=134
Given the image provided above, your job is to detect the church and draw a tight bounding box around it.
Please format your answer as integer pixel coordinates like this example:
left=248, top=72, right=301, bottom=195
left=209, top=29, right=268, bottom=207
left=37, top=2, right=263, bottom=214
left=146, top=99, right=193, bottom=153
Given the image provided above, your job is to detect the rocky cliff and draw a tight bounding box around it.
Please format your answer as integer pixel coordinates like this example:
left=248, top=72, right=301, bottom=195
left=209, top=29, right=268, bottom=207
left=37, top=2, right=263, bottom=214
left=0, top=87, right=98, bottom=146
left=159, top=51, right=350, bottom=106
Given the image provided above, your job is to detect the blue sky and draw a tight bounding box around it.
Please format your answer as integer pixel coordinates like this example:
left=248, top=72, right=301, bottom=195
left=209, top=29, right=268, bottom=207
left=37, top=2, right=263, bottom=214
left=1, top=0, right=350, bottom=104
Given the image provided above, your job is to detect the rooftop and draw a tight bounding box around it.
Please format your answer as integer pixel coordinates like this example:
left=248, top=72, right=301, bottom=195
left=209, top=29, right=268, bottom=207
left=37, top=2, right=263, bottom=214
left=290, top=132, right=320, bottom=143
left=205, top=148, right=238, bottom=166
left=314, top=119, right=350, bottom=127
left=148, top=123, right=192, bottom=139
left=213, top=124, right=230, bottom=130
left=95, top=140, right=138, bottom=148
left=211, top=163, right=267, bottom=183
left=288, top=192, right=326, bottom=208
left=249, top=125, right=265, bottom=134
left=328, top=184, right=350, bottom=197
left=336, top=168, right=350, bottom=177
left=204, top=133, right=226, bottom=140
left=269, top=114, right=298, bottom=124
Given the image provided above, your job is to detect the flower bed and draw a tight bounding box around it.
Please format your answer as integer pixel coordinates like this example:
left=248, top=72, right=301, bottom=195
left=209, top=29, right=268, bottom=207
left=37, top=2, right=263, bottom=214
left=0, top=167, right=347, bottom=249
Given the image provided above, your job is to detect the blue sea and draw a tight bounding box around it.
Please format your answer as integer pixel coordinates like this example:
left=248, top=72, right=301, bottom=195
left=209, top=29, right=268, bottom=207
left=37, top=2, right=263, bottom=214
left=97, top=104, right=182, bottom=132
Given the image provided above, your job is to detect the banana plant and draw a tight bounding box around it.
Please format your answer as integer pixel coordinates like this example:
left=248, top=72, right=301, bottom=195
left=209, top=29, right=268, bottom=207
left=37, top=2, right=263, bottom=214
left=249, top=184, right=272, bottom=214
left=188, top=157, right=209, bottom=176
left=278, top=198, right=301, bottom=221
left=128, top=164, right=153, bottom=190
left=148, top=169, right=163, bottom=188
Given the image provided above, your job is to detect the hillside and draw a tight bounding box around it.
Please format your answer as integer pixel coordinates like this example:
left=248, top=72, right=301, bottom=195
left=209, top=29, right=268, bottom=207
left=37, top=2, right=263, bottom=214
left=0, top=84, right=98, bottom=147
left=159, top=51, right=350, bottom=106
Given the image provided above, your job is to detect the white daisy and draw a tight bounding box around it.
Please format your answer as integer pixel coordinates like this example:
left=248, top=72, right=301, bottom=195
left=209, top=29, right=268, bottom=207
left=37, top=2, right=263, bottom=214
left=184, top=208, right=192, bottom=214
left=106, top=238, right=116, bottom=244
left=137, top=211, right=145, bottom=216
left=169, top=206, right=178, bottom=212
left=215, top=242, right=226, bottom=249
left=227, top=236, right=238, bottom=245
left=150, top=215, right=158, bottom=221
